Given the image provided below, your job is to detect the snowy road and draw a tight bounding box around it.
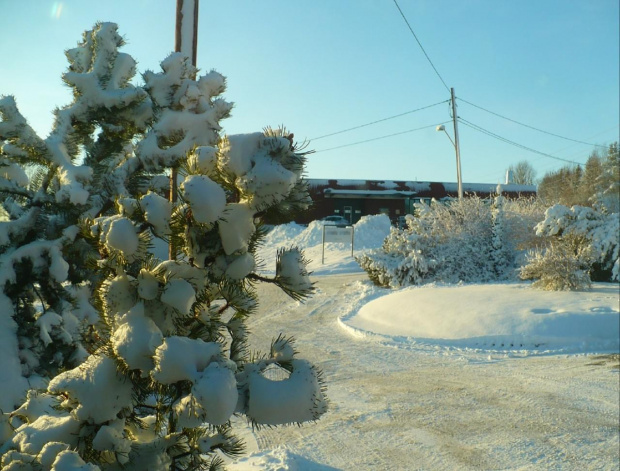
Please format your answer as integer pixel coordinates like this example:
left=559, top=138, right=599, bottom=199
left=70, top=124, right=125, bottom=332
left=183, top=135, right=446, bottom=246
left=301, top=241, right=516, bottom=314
left=233, top=273, right=620, bottom=470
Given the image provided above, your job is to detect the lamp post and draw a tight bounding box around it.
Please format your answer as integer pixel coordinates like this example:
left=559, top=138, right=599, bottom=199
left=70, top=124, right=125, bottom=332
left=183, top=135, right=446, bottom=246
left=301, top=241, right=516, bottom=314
left=436, top=87, right=463, bottom=200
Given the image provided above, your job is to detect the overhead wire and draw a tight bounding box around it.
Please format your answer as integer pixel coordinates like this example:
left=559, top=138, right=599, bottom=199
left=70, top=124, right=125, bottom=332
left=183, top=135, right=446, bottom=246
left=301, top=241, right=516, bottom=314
left=392, top=0, right=451, bottom=93
left=474, top=124, right=619, bottom=183
left=458, top=117, right=583, bottom=165
left=314, top=121, right=452, bottom=154
left=311, top=100, right=449, bottom=141
left=458, top=97, right=609, bottom=148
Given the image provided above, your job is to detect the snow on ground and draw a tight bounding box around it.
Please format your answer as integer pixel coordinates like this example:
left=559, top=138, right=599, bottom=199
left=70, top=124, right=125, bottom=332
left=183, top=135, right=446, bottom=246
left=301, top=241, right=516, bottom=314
left=232, top=215, right=620, bottom=470
left=342, top=282, right=619, bottom=354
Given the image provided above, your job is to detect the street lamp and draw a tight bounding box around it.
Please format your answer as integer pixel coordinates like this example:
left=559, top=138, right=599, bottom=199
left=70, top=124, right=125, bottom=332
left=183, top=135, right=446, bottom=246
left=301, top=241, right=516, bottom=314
left=436, top=124, right=454, bottom=147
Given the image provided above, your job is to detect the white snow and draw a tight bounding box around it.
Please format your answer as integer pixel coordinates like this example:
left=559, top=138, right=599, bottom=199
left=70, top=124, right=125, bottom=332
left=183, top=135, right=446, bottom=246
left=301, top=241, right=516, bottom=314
left=10, top=414, right=81, bottom=455
left=140, top=191, right=171, bottom=237
left=189, top=145, right=218, bottom=175
left=342, top=282, right=619, bottom=353
left=257, top=214, right=619, bottom=354
left=245, top=360, right=328, bottom=426
left=151, top=336, right=221, bottom=384
left=160, top=278, right=196, bottom=315
left=48, top=355, right=133, bottom=424
left=225, top=252, right=256, bottom=280
left=219, top=203, right=255, bottom=255
left=191, top=363, right=238, bottom=425
left=179, top=0, right=197, bottom=59
left=51, top=449, right=101, bottom=471
left=137, top=269, right=159, bottom=300
left=258, top=214, right=392, bottom=276
left=92, top=419, right=131, bottom=464
left=181, top=174, right=226, bottom=224
left=111, top=302, right=163, bottom=372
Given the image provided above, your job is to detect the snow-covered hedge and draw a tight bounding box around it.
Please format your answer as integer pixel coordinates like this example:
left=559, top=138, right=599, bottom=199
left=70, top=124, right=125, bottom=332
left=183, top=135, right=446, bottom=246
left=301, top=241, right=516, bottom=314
left=357, top=196, right=618, bottom=291
left=356, top=194, right=530, bottom=287
left=0, top=22, right=326, bottom=470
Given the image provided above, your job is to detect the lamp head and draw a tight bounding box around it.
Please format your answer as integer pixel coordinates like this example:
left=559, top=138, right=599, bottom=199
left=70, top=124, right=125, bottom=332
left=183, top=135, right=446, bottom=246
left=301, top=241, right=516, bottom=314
left=436, top=125, right=446, bottom=132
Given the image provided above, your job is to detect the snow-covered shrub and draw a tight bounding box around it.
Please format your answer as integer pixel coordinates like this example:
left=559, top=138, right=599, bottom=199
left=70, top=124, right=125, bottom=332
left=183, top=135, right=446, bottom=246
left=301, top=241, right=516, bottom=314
left=530, top=204, right=619, bottom=282
left=357, top=194, right=548, bottom=288
left=358, top=197, right=498, bottom=287
left=490, top=192, right=515, bottom=278
left=520, top=235, right=593, bottom=291
left=501, top=196, right=548, bottom=253
left=0, top=23, right=325, bottom=470
left=356, top=226, right=432, bottom=287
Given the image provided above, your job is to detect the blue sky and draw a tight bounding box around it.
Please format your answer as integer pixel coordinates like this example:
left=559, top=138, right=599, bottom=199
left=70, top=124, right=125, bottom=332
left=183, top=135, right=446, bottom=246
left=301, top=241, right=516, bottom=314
left=1, top=0, right=618, bottom=184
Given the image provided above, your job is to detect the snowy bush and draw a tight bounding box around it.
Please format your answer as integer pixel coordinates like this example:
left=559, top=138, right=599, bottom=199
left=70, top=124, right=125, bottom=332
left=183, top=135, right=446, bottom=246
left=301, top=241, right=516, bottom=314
left=357, top=194, right=547, bottom=288
left=358, top=196, right=499, bottom=287
left=0, top=23, right=326, bottom=470
left=501, top=196, right=548, bottom=253
left=520, top=235, right=593, bottom=291
left=521, top=204, right=620, bottom=285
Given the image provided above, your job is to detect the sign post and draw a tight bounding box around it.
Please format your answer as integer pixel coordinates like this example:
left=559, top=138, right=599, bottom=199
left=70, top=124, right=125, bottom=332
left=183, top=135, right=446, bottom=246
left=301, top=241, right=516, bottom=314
left=322, top=225, right=354, bottom=264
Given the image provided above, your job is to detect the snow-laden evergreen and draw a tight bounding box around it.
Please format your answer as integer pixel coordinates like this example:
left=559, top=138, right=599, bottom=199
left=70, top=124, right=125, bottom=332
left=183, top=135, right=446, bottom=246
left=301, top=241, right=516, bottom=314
left=593, top=142, right=620, bottom=214
left=0, top=23, right=325, bottom=471
left=490, top=188, right=515, bottom=279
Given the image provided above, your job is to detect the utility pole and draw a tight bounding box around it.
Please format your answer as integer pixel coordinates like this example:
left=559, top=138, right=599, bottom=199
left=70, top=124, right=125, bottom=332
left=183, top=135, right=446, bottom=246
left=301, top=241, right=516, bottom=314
left=175, top=0, right=199, bottom=66
left=450, top=87, right=463, bottom=200
left=170, top=0, right=199, bottom=259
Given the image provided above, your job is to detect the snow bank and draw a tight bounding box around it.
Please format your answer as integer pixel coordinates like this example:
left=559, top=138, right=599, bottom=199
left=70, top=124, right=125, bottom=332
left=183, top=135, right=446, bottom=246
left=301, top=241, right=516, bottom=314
left=258, top=214, right=391, bottom=276
left=339, top=282, right=620, bottom=354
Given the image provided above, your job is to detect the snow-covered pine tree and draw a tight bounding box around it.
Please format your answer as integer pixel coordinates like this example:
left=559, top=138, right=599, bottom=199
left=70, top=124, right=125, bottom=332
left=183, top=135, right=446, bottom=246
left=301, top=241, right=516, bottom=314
left=490, top=187, right=514, bottom=279
left=0, top=21, right=151, bottom=415
left=0, top=22, right=326, bottom=471
left=355, top=214, right=432, bottom=288
left=594, top=142, right=619, bottom=214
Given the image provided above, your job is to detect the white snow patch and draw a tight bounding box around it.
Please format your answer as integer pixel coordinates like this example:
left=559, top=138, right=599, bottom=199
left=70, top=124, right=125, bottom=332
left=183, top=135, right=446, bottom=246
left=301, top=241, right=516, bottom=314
left=181, top=174, right=226, bottom=225
left=160, top=278, right=196, bottom=315
left=340, top=282, right=620, bottom=353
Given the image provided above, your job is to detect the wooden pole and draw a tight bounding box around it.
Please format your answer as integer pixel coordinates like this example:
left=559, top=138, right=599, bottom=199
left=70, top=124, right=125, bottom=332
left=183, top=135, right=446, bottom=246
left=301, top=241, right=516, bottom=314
left=450, top=87, right=463, bottom=200
left=170, top=0, right=199, bottom=260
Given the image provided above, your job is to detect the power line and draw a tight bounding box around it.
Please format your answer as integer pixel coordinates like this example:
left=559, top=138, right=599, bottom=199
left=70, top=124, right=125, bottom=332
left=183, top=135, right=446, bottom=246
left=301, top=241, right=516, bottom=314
left=314, top=121, right=452, bottom=154
left=458, top=117, right=583, bottom=165
left=311, top=100, right=449, bottom=141
left=458, top=97, right=609, bottom=148
left=392, top=0, right=451, bottom=93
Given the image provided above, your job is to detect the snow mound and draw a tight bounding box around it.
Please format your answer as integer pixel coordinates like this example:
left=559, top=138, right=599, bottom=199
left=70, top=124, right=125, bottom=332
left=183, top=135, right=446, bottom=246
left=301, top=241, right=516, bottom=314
left=348, top=213, right=392, bottom=249
left=230, top=446, right=339, bottom=470
left=263, top=214, right=390, bottom=251
left=258, top=215, right=391, bottom=276
left=339, top=282, right=620, bottom=354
